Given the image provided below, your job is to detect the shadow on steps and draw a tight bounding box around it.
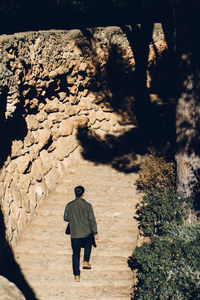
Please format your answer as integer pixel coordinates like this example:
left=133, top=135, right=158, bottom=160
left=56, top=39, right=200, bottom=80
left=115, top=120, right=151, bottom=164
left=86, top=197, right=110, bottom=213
left=0, top=208, right=38, bottom=300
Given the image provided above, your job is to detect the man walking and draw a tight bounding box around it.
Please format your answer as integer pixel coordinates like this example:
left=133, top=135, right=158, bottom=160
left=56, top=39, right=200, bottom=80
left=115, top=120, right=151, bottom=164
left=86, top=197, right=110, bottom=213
left=64, top=186, right=98, bottom=282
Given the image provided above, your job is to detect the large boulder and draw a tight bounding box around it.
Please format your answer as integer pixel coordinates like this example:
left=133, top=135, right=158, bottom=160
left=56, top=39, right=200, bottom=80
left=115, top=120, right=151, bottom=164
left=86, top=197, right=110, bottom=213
left=0, top=276, right=25, bottom=300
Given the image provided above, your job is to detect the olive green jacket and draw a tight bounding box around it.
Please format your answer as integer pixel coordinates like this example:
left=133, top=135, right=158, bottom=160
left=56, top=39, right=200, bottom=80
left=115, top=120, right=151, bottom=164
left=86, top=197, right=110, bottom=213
left=64, top=197, right=98, bottom=238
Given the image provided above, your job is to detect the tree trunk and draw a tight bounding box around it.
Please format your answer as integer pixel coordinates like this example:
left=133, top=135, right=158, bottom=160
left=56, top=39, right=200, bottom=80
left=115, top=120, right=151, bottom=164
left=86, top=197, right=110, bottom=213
left=174, top=0, right=200, bottom=209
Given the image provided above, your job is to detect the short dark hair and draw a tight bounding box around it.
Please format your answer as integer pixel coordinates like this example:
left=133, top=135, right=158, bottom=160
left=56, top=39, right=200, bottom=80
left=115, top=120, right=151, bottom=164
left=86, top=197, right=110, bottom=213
left=74, top=186, right=85, bottom=198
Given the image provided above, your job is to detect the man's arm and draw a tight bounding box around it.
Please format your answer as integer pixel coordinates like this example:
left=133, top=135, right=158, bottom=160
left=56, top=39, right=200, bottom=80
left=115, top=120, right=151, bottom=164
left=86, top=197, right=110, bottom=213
left=64, top=205, right=70, bottom=222
left=88, top=204, right=98, bottom=235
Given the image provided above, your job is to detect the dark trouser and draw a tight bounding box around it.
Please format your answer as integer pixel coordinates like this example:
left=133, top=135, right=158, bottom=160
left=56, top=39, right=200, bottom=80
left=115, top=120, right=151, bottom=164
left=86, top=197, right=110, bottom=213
left=71, top=235, right=92, bottom=276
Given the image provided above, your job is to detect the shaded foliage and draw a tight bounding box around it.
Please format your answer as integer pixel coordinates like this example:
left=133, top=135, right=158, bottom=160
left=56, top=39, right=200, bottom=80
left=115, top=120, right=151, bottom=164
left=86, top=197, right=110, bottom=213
left=135, top=189, right=189, bottom=237
left=136, top=149, right=175, bottom=192
left=128, top=225, right=200, bottom=299
left=129, top=186, right=198, bottom=299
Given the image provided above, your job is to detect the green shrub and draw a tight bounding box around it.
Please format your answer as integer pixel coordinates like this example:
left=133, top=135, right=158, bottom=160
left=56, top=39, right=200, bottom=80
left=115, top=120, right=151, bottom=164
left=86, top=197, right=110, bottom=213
left=136, top=150, right=175, bottom=192
left=130, top=148, right=199, bottom=299
left=135, top=189, right=188, bottom=237
left=128, top=223, right=200, bottom=300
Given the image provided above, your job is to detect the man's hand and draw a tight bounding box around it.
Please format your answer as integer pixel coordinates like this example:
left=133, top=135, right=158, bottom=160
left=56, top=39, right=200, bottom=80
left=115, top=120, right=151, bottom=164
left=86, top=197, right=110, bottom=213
left=94, top=234, right=99, bottom=240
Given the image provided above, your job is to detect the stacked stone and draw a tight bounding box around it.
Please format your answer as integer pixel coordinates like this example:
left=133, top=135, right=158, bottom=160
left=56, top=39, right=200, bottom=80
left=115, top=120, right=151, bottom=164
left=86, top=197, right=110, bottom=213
left=0, top=25, right=166, bottom=244
left=0, top=28, right=134, bottom=244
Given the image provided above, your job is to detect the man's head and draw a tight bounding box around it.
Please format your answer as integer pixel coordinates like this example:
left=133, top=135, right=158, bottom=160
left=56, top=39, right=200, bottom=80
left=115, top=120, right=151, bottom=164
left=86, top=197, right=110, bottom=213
left=74, top=186, right=85, bottom=198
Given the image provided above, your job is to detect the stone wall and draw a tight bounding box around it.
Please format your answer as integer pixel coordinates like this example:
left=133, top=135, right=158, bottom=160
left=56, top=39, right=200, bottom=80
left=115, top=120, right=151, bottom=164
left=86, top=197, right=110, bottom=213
left=0, top=24, right=166, bottom=244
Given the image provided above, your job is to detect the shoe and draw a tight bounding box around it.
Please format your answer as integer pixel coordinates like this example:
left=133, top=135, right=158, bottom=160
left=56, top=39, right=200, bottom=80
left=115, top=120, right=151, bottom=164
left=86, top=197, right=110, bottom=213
left=74, top=275, right=80, bottom=282
left=83, top=261, right=91, bottom=269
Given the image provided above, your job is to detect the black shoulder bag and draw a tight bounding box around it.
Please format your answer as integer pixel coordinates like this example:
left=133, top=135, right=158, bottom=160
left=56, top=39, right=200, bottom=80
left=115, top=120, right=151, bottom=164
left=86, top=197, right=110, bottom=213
left=65, top=223, right=70, bottom=235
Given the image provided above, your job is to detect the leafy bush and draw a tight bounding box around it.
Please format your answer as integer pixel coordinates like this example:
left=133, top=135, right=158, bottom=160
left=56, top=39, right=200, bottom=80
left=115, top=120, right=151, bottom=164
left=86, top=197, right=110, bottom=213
left=128, top=223, right=200, bottom=300
left=167, top=222, right=200, bottom=241
left=130, top=149, right=199, bottom=299
left=136, top=149, right=175, bottom=192
left=135, top=189, right=188, bottom=237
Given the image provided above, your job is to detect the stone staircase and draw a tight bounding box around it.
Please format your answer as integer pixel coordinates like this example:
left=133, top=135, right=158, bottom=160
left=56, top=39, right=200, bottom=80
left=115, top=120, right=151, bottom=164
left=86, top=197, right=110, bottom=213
left=13, top=161, right=140, bottom=300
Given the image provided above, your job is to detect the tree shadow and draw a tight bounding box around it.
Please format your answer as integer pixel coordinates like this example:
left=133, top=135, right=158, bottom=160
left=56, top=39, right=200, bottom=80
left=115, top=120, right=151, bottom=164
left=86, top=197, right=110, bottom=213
left=77, top=126, right=146, bottom=173
left=0, top=208, right=38, bottom=299
left=76, top=23, right=177, bottom=172
left=0, top=87, right=38, bottom=299
left=0, top=86, right=28, bottom=168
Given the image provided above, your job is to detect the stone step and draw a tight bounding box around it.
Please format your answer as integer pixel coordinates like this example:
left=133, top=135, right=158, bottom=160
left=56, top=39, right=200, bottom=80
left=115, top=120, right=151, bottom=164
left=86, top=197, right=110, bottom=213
left=15, top=232, right=136, bottom=246
left=36, top=208, right=135, bottom=218
left=34, top=213, right=135, bottom=222
left=15, top=247, right=132, bottom=258
left=60, top=199, right=136, bottom=207
left=13, top=162, right=139, bottom=299
left=28, top=277, right=132, bottom=286
left=73, top=180, right=132, bottom=187
left=30, top=213, right=137, bottom=225
left=16, top=221, right=136, bottom=234
left=14, top=240, right=134, bottom=257
left=18, top=268, right=133, bottom=282
left=15, top=247, right=133, bottom=259
left=61, top=173, right=133, bottom=180
left=34, top=284, right=132, bottom=300
left=31, top=278, right=132, bottom=289
left=57, top=189, right=137, bottom=199
left=64, top=170, right=135, bottom=177
left=15, top=237, right=135, bottom=250
left=62, top=169, right=125, bottom=177
left=62, top=167, right=137, bottom=178
left=14, top=252, right=130, bottom=266
left=38, top=195, right=136, bottom=205
left=19, top=262, right=130, bottom=273
left=59, top=179, right=135, bottom=186
left=59, top=184, right=136, bottom=191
